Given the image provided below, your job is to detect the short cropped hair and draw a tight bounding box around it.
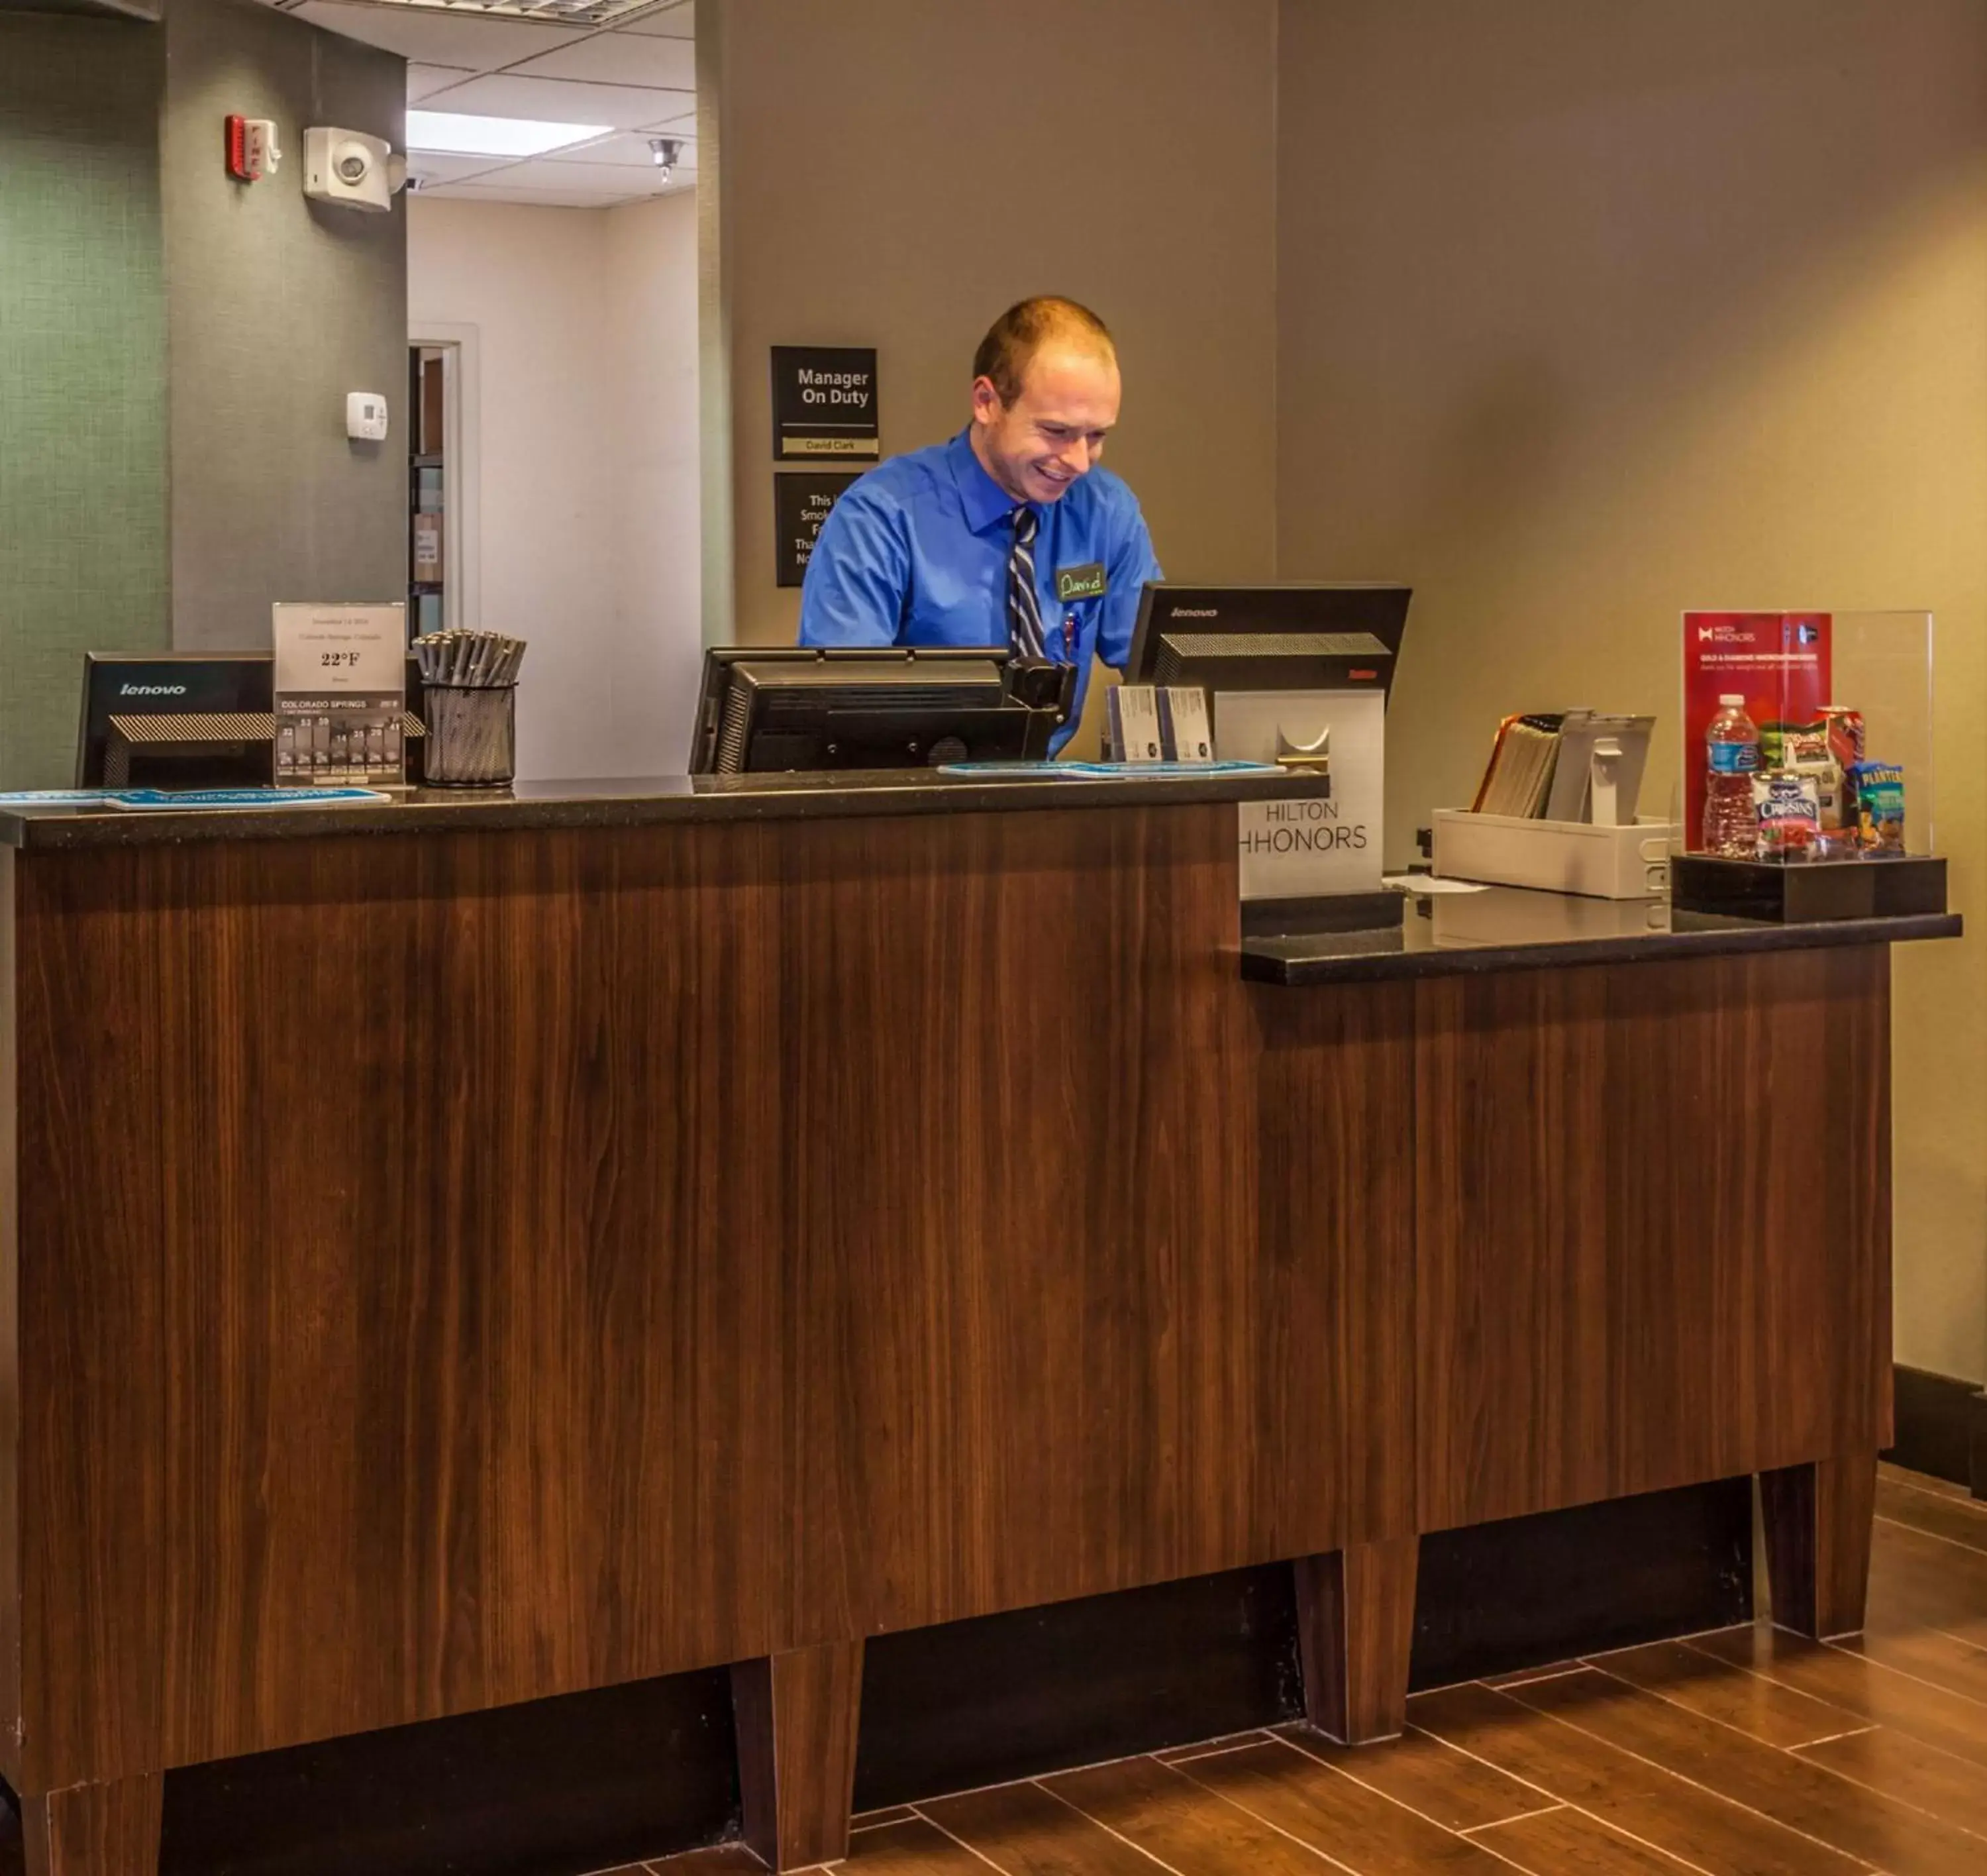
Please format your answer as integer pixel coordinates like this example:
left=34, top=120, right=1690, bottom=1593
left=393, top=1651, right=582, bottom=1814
left=972, top=297, right=1116, bottom=405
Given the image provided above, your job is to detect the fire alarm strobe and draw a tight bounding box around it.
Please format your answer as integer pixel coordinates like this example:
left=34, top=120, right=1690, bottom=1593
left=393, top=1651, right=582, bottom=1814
left=226, top=116, right=281, bottom=183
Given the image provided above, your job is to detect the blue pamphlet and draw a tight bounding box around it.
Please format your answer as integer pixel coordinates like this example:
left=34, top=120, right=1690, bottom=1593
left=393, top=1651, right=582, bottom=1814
left=0, top=788, right=389, bottom=810
left=937, top=760, right=1278, bottom=781
left=102, top=788, right=388, bottom=811
left=0, top=790, right=125, bottom=805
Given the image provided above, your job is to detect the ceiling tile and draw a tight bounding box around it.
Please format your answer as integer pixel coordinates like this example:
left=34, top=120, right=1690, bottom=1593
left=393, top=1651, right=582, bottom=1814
left=497, top=156, right=686, bottom=192
left=620, top=1, right=693, bottom=37
left=408, top=63, right=476, bottom=103
left=423, top=189, right=608, bottom=209
left=291, top=3, right=578, bottom=70
left=538, top=128, right=695, bottom=167
left=509, top=32, right=692, bottom=88
left=431, top=71, right=692, bottom=131
left=424, top=179, right=635, bottom=209
left=404, top=150, right=513, bottom=185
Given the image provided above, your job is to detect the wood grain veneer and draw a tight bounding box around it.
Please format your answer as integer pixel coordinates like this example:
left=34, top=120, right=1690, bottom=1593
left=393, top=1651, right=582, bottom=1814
left=1415, top=949, right=1891, bottom=1533
left=733, top=1641, right=864, bottom=1869
left=8, top=806, right=1399, bottom=1791
left=1762, top=1453, right=1880, bottom=1640
left=19, top=1775, right=162, bottom=1876
left=0, top=802, right=1900, bottom=1873
left=1294, top=1537, right=1419, bottom=1743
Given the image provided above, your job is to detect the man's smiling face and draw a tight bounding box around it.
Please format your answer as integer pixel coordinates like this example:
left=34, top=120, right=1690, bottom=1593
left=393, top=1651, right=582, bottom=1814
left=970, top=344, right=1121, bottom=507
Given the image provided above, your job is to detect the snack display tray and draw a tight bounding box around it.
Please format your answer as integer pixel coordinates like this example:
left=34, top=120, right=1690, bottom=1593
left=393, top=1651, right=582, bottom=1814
left=1670, top=851, right=1947, bottom=923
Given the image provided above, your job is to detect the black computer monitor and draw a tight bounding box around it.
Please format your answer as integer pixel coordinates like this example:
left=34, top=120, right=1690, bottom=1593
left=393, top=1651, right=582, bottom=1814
left=1124, top=582, right=1412, bottom=705
left=77, top=651, right=428, bottom=787
left=687, top=647, right=1075, bottom=775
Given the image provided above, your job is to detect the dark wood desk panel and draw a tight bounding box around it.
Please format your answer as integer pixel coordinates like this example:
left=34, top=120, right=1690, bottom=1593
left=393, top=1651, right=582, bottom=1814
left=779, top=805, right=1317, bottom=1636
left=1415, top=949, right=1891, bottom=1534
left=11, top=802, right=1404, bottom=1800
left=1252, top=981, right=1417, bottom=1553
left=0, top=853, right=15, bottom=1797
left=17, top=824, right=797, bottom=1787
left=740, top=802, right=1400, bottom=1632
left=1, top=784, right=1927, bottom=1871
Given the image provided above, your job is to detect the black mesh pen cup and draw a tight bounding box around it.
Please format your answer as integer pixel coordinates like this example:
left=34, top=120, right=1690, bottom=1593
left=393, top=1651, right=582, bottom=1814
left=421, top=682, right=517, bottom=786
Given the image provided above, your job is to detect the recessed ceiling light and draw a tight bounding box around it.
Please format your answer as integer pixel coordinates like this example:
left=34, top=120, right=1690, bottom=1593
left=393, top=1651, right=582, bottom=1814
left=406, top=111, right=610, bottom=159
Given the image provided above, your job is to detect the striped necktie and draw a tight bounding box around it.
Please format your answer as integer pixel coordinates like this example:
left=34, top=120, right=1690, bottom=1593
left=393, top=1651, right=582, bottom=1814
left=1006, top=506, right=1047, bottom=659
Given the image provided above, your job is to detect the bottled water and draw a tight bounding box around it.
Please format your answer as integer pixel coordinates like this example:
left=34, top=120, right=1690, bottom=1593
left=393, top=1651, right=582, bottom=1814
left=1704, top=694, right=1760, bottom=858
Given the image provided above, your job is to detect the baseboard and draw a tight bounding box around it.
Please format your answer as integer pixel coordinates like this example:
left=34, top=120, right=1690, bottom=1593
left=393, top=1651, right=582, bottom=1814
left=1884, top=1363, right=1987, bottom=1499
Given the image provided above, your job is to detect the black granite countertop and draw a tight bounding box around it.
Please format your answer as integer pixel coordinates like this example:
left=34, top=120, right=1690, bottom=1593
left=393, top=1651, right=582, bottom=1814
left=0, top=766, right=1328, bottom=851
left=1243, top=882, right=1962, bottom=984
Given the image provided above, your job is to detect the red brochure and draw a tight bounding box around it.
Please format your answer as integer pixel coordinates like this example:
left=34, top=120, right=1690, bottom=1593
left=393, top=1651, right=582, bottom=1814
left=1682, top=613, right=1831, bottom=850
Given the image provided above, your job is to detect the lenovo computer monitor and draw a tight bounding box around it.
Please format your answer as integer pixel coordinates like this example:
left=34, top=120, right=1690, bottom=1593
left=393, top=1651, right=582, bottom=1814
left=1125, top=583, right=1412, bottom=706
left=687, top=647, right=1074, bottom=774
left=78, top=651, right=427, bottom=787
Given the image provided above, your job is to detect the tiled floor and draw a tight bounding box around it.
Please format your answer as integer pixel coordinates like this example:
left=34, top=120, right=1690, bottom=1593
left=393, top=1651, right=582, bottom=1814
left=640, top=1463, right=1987, bottom=1873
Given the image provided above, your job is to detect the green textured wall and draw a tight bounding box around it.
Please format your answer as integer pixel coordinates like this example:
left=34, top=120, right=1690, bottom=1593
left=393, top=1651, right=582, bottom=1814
left=164, top=0, right=408, bottom=649
left=0, top=17, right=169, bottom=788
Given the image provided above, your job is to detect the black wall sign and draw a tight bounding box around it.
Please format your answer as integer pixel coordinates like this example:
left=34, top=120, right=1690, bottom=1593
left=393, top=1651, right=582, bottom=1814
left=771, top=346, right=879, bottom=461
left=774, top=471, right=859, bottom=588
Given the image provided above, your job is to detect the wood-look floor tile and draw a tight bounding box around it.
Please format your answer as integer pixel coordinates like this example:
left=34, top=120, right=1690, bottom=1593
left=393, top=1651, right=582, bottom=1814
left=1510, top=1665, right=1986, bottom=1875
left=854, top=1808, right=919, bottom=1830
left=1588, top=1638, right=1864, bottom=1747
left=1180, top=1738, right=1514, bottom=1872
left=1409, top=1681, right=1870, bottom=1875
left=1484, top=1663, right=1589, bottom=1691
left=1155, top=1730, right=1275, bottom=1765
left=1868, top=1522, right=1987, bottom=1646
left=642, top=1849, right=762, bottom=1874
left=1688, top=1626, right=1987, bottom=1769
left=1880, top=1463, right=1974, bottom=1502
left=1273, top=1721, right=1551, bottom=1832
left=1844, top=1628, right=1987, bottom=1709
left=922, top=1779, right=1176, bottom=1874
left=846, top=1815, right=1003, bottom=1871
left=1876, top=1478, right=1987, bottom=1555
left=1043, top=1753, right=1340, bottom=1875
left=1468, top=1804, right=1704, bottom=1874
left=1796, top=1726, right=1987, bottom=1838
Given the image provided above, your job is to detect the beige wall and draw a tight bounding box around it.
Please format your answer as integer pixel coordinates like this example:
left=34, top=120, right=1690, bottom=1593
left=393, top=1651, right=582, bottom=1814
left=1276, top=0, right=1987, bottom=1382
left=701, top=0, right=1280, bottom=660
left=409, top=193, right=702, bottom=778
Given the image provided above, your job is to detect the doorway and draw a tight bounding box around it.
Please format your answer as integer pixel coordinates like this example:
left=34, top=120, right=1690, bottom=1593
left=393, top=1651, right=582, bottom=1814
left=405, top=326, right=480, bottom=636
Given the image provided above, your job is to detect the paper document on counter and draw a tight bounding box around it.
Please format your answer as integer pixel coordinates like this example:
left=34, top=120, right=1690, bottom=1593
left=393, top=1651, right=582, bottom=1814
left=1384, top=873, right=1488, bottom=895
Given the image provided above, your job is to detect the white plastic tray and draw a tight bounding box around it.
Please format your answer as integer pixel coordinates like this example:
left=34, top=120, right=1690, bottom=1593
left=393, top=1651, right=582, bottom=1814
left=1432, top=809, right=1676, bottom=900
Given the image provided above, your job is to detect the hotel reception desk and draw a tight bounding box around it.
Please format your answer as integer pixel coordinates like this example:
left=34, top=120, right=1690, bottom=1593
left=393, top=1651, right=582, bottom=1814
left=0, top=773, right=1957, bottom=1875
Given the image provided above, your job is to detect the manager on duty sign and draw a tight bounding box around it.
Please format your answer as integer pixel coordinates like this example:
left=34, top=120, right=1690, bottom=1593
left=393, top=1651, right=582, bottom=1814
left=771, top=346, right=879, bottom=460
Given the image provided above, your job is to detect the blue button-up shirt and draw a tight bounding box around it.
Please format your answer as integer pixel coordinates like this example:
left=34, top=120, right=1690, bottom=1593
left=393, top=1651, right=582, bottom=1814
left=797, top=429, right=1162, bottom=751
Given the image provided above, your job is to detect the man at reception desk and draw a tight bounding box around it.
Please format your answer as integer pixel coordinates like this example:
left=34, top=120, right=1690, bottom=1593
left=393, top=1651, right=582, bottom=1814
left=798, top=296, right=1162, bottom=751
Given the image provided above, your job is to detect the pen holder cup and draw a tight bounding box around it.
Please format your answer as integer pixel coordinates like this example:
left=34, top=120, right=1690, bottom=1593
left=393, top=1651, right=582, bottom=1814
left=422, top=683, right=517, bottom=787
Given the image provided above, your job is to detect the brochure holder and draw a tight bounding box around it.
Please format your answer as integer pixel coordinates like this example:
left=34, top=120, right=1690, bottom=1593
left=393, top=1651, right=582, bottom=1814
left=1433, top=811, right=1675, bottom=901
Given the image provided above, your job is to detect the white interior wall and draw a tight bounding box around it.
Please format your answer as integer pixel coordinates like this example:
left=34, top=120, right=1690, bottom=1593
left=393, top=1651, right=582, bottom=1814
left=407, top=191, right=701, bottom=782
left=605, top=193, right=704, bottom=773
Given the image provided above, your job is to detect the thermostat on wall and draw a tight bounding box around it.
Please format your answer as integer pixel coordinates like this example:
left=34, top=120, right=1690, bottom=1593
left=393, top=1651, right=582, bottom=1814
left=346, top=393, right=389, bottom=442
